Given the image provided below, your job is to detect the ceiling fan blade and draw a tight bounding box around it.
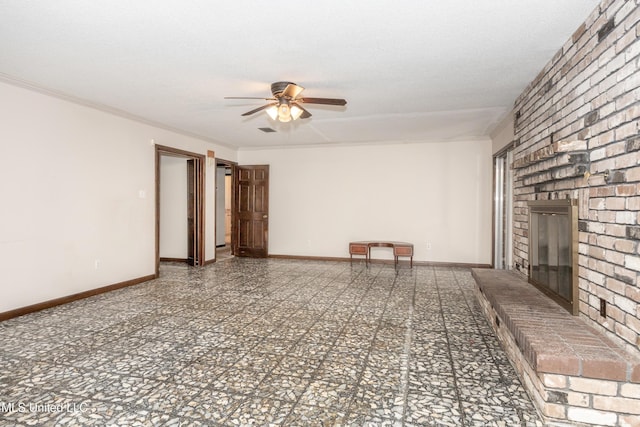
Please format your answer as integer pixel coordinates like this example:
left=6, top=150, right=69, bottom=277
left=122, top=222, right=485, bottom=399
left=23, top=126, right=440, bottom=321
left=299, top=97, right=347, bottom=106
left=281, top=83, right=305, bottom=99
left=225, top=96, right=276, bottom=100
left=294, top=103, right=312, bottom=119
left=241, top=102, right=277, bottom=116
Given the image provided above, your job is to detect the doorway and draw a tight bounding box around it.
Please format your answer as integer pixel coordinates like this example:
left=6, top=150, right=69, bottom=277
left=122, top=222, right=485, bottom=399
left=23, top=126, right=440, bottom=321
left=213, top=161, right=270, bottom=260
left=155, top=145, right=205, bottom=277
left=216, top=159, right=235, bottom=261
left=493, top=147, right=514, bottom=269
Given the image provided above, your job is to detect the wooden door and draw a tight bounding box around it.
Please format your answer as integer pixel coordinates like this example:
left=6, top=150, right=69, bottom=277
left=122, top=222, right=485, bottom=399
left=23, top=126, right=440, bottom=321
left=234, top=165, right=269, bottom=257
left=186, top=158, right=204, bottom=266
left=187, top=159, right=196, bottom=265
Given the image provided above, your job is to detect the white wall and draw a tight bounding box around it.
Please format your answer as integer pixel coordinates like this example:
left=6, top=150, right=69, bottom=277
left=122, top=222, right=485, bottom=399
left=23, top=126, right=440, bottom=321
left=0, top=80, right=235, bottom=312
left=160, top=156, right=188, bottom=258
left=215, top=166, right=226, bottom=246
left=491, top=110, right=515, bottom=154
left=0, top=77, right=492, bottom=313
left=238, top=140, right=493, bottom=264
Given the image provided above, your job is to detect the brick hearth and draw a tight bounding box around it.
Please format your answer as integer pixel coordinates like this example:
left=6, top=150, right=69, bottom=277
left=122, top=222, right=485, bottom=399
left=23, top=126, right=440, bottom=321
left=473, top=268, right=640, bottom=426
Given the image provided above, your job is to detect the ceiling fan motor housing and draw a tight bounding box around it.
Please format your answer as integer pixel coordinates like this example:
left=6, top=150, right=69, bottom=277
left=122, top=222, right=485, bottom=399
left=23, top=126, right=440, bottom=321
left=271, top=81, right=296, bottom=97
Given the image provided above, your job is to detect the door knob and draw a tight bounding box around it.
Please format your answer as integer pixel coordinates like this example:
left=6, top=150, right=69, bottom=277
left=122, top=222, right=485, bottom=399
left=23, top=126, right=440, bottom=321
left=263, top=214, right=268, bottom=219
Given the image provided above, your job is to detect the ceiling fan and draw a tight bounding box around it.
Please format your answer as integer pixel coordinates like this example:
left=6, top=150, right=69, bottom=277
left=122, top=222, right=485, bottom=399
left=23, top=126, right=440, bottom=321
left=225, top=81, right=347, bottom=122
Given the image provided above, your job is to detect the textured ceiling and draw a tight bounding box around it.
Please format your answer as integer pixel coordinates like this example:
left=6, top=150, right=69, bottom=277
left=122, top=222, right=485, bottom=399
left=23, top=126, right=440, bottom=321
left=0, top=1, right=600, bottom=149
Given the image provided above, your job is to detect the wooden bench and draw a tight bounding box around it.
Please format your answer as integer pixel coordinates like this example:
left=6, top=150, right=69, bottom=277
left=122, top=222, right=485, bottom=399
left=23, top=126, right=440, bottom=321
left=349, top=241, right=413, bottom=268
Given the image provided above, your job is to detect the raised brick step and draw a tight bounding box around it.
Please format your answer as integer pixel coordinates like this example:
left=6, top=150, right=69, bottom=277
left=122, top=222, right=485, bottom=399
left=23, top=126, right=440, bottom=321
left=472, top=268, right=640, bottom=382
left=472, top=268, right=640, bottom=425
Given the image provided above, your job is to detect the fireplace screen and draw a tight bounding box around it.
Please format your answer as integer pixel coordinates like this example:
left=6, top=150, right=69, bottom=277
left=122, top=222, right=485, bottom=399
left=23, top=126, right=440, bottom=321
left=528, top=199, right=579, bottom=315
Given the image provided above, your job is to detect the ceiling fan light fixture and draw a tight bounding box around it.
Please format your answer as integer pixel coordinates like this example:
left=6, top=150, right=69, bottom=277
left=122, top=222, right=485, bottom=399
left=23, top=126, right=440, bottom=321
left=290, top=104, right=304, bottom=120
left=277, top=102, right=291, bottom=122
left=266, top=105, right=278, bottom=120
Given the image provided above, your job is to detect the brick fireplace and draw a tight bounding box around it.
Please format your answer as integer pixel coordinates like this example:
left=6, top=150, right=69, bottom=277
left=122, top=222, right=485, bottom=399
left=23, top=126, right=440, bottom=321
left=486, top=0, right=640, bottom=424
left=510, top=0, right=639, bottom=358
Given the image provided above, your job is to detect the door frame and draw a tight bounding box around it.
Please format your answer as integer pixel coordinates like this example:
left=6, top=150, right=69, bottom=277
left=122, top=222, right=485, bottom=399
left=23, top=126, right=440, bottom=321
left=155, top=145, right=205, bottom=277
left=492, top=143, right=514, bottom=270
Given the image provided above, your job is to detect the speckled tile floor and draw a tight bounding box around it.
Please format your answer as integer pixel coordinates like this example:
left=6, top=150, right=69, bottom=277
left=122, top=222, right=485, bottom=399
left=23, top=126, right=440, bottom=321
left=0, top=259, right=542, bottom=426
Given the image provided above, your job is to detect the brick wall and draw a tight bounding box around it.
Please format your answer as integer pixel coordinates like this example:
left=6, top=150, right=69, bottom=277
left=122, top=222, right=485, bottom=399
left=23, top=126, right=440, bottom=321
left=511, top=0, right=640, bottom=355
